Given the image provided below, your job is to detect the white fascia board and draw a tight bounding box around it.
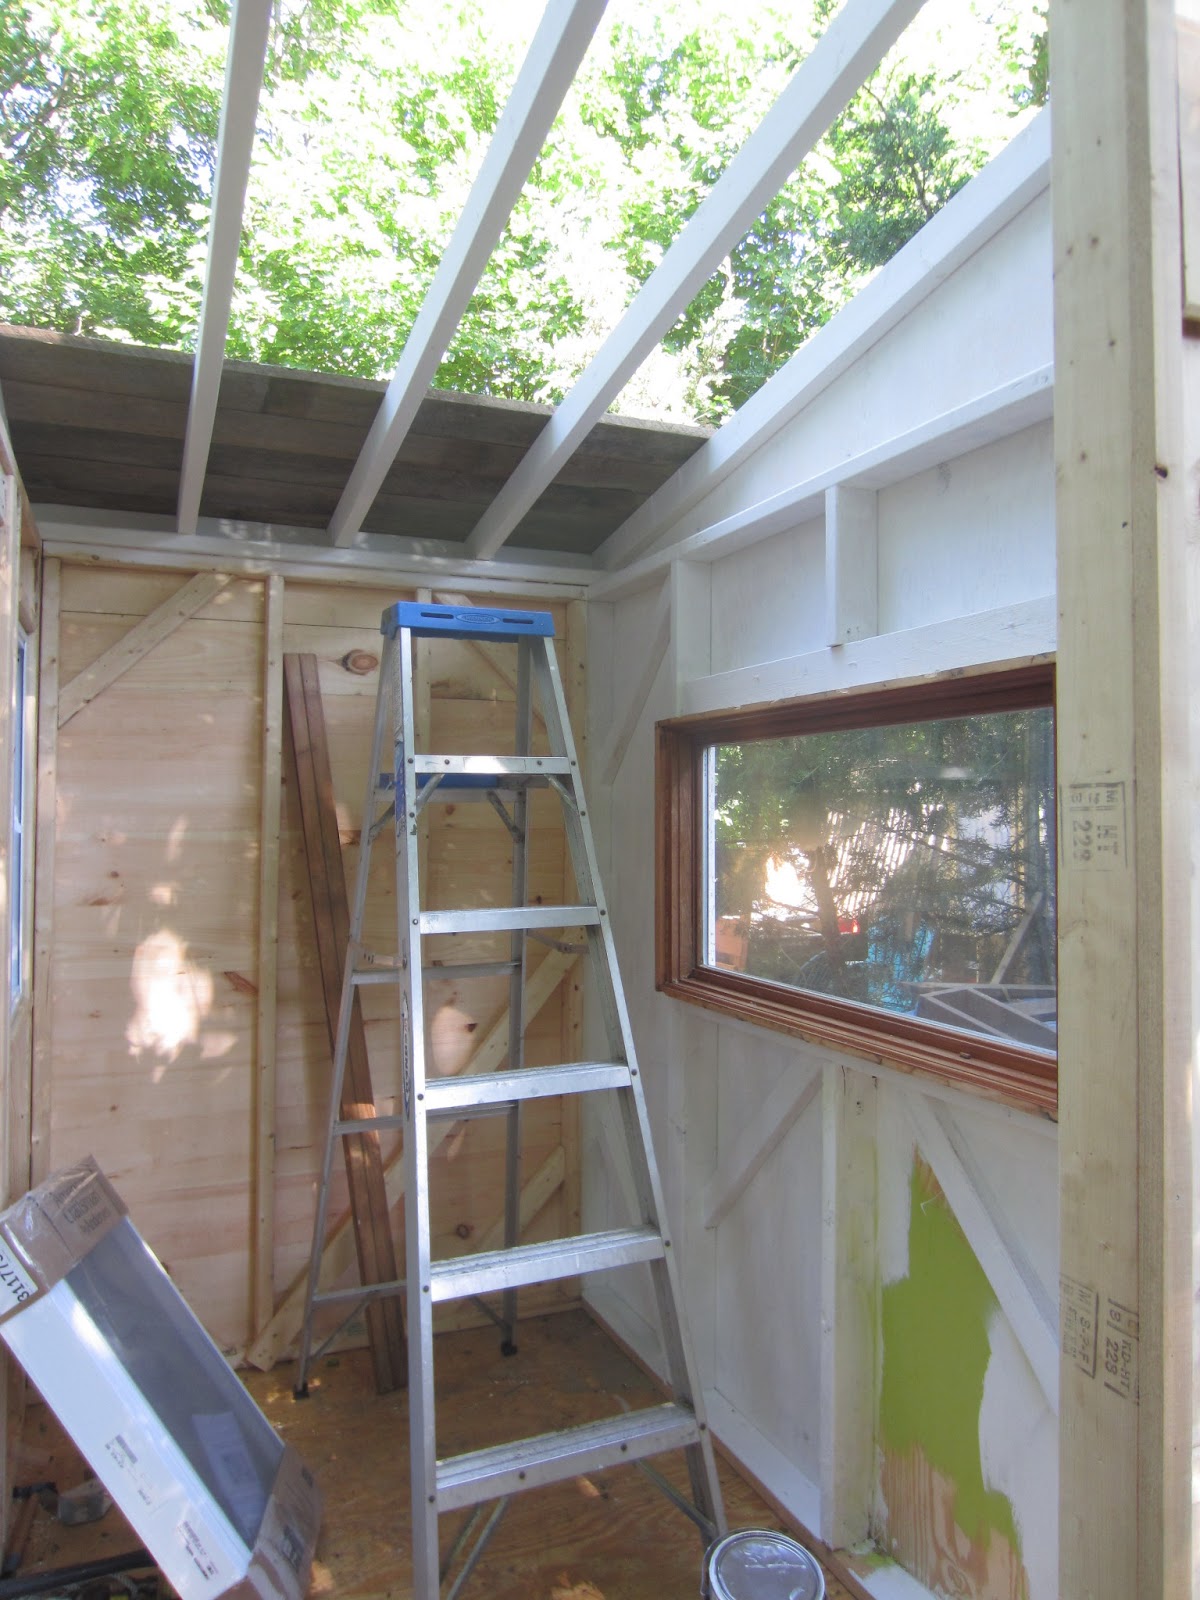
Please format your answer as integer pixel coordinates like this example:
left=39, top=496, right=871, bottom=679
left=590, top=365, right=1054, bottom=601
left=176, top=0, right=272, bottom=537
left=328, top=0, right=608, bottom=548
left=596, top=107, right=1052, bottom=574
left=36, top=506, right=593, bottom=596
left=463, top=0, right=929, bottom=562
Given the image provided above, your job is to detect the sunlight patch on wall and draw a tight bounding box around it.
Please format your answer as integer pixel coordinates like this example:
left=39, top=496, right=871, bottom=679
left=126, top=929, right=214, bottom=1077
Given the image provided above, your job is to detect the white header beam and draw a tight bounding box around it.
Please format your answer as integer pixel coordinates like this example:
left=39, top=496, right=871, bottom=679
left=176, top=0, right=272, bottom=537
left=328, top=0, right=608, bottom=548
left=464, top=0, right=927, bottom=561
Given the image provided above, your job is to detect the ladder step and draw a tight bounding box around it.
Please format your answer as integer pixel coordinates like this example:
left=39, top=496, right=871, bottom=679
left=413, top=755, right=573, bottom=777
left=424, top=1061, right=631, bottom=1115
left=420, top=905, right=600, bottom=936
left=429, top=1227, right=663, bottom=1303
left=335, top=1113, right=404, bottom=1135
left=435, top=1403, right=703, bottom=1512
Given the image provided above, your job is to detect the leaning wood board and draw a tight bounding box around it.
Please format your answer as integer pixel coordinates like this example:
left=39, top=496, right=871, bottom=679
left=39, top=566, right=581, bottom=1352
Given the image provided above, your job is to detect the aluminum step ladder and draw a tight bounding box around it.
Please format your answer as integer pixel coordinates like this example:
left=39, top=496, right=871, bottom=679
left=294, top=601, right=726, bottom=1598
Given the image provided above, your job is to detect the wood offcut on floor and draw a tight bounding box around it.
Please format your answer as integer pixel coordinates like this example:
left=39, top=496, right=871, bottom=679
left=9, top=1310, right=855, bottom=1600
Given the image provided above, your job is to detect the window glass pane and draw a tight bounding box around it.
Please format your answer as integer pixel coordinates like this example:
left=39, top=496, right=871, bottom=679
left=705, top=706, right=1056, bottom=1052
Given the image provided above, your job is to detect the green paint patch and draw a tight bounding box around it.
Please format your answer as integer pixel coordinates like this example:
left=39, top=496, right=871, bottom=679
left=880, top=1157, right=1020, bottom=1554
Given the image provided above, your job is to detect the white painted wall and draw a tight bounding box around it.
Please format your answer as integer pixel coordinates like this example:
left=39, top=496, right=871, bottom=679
left=586, top=145, right=1060, bottom=1600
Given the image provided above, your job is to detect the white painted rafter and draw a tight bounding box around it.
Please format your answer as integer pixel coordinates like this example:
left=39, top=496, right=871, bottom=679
left=328, top=0, right=609, bottom=548
left=463, top=0, right=929, bottom=562
left=176, top=0, right=272, bottom=537
left=595, top=109, right=1051, bottom=573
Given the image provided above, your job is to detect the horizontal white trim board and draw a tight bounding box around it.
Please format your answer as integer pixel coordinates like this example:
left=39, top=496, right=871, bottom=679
left=597, top=109, right=1051, bottom=573
left=680, top=595, right=1056, bottom=717
left=34, top=508, right=592, bottom=597
left=590, top=366, right=1053, bottom=601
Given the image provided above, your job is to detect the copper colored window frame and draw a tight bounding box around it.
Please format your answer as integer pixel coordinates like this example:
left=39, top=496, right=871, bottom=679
left=655, top=662, right=1058, bottom=1117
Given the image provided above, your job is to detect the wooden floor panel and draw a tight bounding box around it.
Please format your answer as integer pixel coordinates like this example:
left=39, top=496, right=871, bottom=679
left=11, top=1310, right=853, bottom=1600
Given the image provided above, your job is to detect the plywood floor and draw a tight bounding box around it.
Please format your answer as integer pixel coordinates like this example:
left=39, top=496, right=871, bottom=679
left=12, top=1310, right=854, bottom=1600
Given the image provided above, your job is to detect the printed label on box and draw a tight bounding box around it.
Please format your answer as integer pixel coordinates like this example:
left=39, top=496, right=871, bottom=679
left=0, top=1244, right=38, bottom=1315
left=178, top=1518, right=222, bottom=1585
left=104, top=1432, right=164, bottom=1514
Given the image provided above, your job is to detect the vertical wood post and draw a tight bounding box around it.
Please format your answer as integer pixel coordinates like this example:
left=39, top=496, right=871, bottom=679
left=818, top=1063, right=877, bottom=1549
left=1052, top=2, right=1192, bottom=1594
left=29, top=560, right=58, bottom=1189
left=252, top=574, right=284, bottom=1336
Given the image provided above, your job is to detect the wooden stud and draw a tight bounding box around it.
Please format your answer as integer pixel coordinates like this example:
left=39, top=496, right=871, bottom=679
left=1180, top=20, right=1200, bottom=328
left=28, top=560, right=58, bottom=1191
left=58, top=570, right=231, bottom=727
left=596, top=580, right=670, bottom=786
left=824, top=486, right=878, bottom=646
left=1051, top=1, right=1192, bottom=1593
left=0, top=465, right=18, bottom=1198
left=818, top=1064, right=877, bottom=1550
left=560, top=599, right=587, bottom=1239
left=283, top=652, right=407, bottom=1394
left=251, top=574, right=284, bottom=1338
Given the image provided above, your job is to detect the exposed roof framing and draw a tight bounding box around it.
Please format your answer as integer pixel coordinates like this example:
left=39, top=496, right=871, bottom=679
left=462, top=0, right=926, bottom=562
left=176, top=0, right=272, bottom=538
left=327, top=0, right=608, bottom=549
left=0, top=327, right=708, bottom=559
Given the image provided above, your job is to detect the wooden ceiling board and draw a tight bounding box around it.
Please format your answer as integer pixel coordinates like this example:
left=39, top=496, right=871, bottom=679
left=0, top=325, right=710, bottom=555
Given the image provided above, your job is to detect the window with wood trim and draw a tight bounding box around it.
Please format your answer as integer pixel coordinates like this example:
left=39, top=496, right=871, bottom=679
left=656, top=665, right=1057, bottom=1113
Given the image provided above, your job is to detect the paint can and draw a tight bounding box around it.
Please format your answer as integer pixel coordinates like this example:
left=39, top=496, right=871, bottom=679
left=702, top=1529, right=825, bottom=1600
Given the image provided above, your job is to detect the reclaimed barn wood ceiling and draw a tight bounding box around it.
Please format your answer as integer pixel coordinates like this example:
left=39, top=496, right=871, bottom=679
left=0, top=326, right=709, bottom=558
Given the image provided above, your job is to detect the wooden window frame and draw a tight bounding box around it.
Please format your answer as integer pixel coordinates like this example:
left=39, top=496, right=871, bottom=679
left=656, top=661, right=1057, bottom=1116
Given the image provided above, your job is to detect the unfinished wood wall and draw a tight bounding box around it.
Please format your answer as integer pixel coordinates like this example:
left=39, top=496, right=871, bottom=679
left=33, top=564, right=584, bottom=1356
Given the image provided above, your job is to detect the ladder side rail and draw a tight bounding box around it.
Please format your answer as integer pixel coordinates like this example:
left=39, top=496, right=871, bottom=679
left=394, top=624, right=442, bottom=1598
left=530, top=639, right=728, bottom=1536
left=501, top=636, right=534, bottom=1351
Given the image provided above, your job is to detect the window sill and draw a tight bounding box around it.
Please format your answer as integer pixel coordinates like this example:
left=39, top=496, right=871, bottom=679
left=659, top=965, right=1058, bottom=1118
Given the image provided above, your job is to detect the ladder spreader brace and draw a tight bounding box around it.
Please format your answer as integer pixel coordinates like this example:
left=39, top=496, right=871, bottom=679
left=294, top=601, right=727, bottom=1598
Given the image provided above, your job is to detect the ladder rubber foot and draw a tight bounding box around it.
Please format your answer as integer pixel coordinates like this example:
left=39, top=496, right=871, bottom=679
left=293, top=1384, right=310, bottom=1401
left=500, top=1340, right=518, bottom=1358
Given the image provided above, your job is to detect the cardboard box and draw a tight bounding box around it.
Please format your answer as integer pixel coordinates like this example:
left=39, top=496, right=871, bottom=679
left=0, top=1159, right=322, bottom=1599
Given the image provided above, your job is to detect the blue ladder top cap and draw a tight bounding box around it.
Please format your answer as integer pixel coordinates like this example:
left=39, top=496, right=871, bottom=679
left=381, top=602, right=555, bottom=642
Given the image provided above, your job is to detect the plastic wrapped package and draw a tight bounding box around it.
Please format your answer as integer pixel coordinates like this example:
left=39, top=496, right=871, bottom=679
left=0, top=1160, right=321, bottom=1600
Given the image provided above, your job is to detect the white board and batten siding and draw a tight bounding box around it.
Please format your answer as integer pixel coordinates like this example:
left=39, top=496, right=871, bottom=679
left=586, top=145, right=1061, bottom=1600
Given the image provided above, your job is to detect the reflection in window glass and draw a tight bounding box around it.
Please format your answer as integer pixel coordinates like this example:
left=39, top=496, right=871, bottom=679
left=704, top=707, right=1056, bottom=1052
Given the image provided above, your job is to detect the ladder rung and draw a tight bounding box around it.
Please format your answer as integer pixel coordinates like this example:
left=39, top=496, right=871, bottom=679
left=423, top=959, right=519, bottom=981
left=351, top=967, right=403, bottom=986
left=424, top=1062, right=630, bottom=1115
left=420, top=905, right=600, bottom=936
left=314, top=1278, right=404, bottom=1308
left=414, top=755, right=572, bottom=777
left=335, top=1113, right=404, bottom=1135
left=429, top=1227, right=663, bottom=1304
left=435, top=1403, right=702, bottom=1512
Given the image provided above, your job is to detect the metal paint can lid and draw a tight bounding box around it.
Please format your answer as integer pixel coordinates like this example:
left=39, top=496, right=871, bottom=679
left=704, top=1529, right=826, bottom=1600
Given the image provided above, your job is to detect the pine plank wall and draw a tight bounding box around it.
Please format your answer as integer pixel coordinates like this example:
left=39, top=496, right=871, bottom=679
left=31, top=562, right=586, bottom=1360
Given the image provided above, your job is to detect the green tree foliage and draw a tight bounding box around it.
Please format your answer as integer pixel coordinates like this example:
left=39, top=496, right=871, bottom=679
left=0, top=0, right=1049, bottom=422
